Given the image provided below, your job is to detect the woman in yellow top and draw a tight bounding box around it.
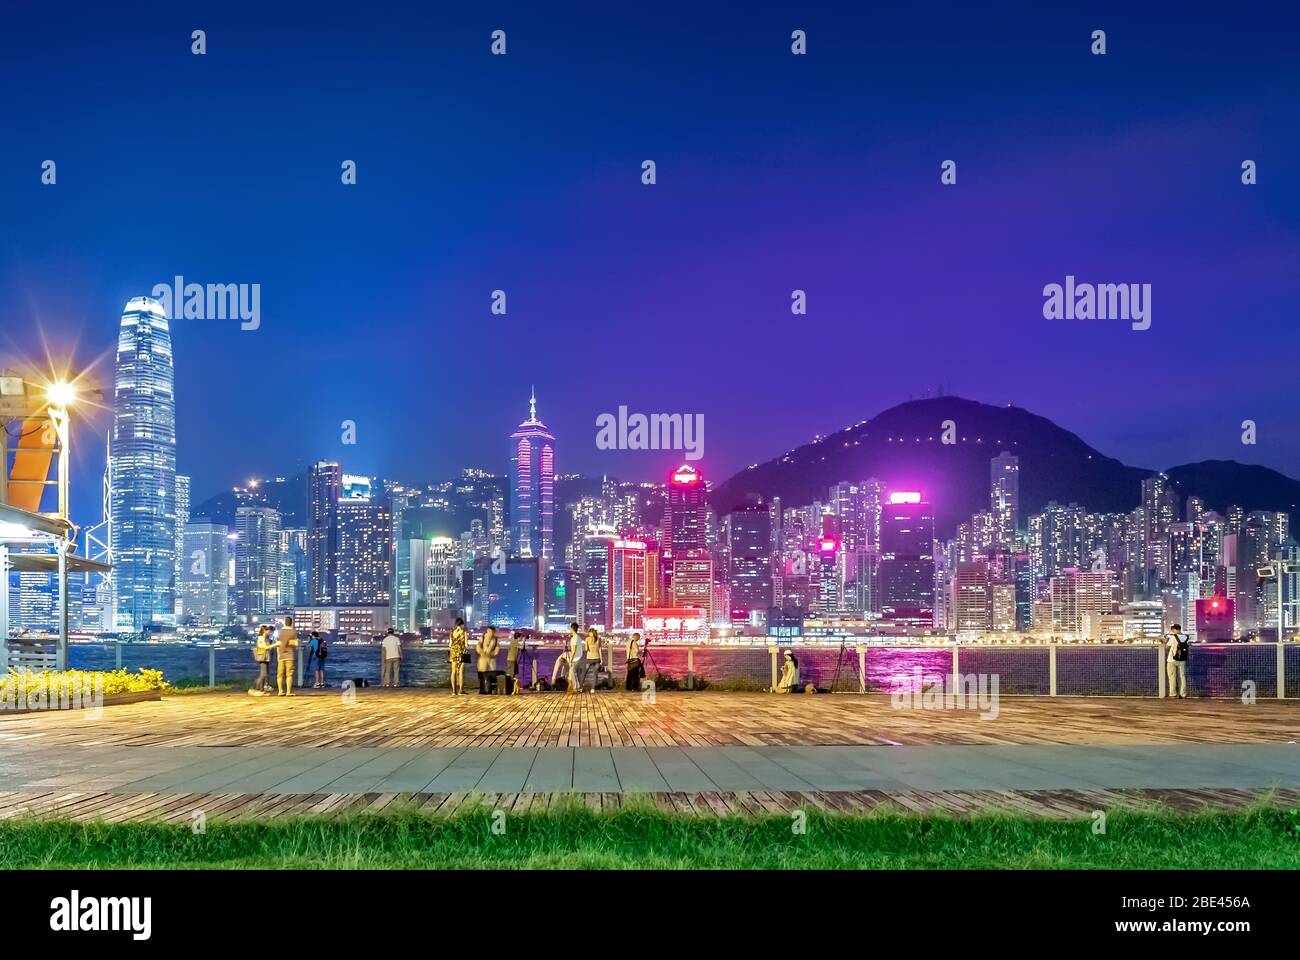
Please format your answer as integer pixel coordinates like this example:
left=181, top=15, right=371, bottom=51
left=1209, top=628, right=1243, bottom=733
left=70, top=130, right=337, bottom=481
left=581, top=627, right=603, bottom=693
left=448, top=617, right=469, bottom=696
left=252, top=625, right=273, bottom=693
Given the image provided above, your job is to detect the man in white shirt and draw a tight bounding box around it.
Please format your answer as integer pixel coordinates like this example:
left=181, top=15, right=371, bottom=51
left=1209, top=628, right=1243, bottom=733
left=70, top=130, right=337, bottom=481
left=1164, top=623, right=1188, bottom=699
left=381, top=628, right=402, bottom=687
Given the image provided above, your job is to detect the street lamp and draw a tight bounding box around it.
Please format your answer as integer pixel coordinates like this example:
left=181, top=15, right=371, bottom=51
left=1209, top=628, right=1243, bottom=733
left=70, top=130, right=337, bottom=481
left=45, top=381, right=77, bottom=409
left=1256, top=560, right=1300, bottom=642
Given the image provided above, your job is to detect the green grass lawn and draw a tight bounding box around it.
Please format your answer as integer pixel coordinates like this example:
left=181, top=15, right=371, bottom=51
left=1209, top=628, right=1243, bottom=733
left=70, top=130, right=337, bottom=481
left=3, top=799, right=1299, bottom=869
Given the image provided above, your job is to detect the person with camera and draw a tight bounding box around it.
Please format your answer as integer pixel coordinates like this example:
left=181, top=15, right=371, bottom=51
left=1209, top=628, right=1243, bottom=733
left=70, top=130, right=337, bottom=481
left=625, top=632, right=643, bottom=692
left=476, top=625, right=501, bottom=694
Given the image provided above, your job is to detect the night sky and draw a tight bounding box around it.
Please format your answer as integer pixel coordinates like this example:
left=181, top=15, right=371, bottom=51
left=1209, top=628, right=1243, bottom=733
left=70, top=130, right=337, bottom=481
left=3, top=2, right=1298, bottom=528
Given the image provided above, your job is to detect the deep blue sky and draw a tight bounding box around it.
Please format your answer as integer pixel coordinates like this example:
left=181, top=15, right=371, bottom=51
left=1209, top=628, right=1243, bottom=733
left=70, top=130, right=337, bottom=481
left=2, top=2, right=1298, bottom=527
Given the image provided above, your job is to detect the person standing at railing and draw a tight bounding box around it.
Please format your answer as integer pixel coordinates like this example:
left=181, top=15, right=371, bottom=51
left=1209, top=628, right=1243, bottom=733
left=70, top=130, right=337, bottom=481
left=581, top=627, right=603, bottom=693
left=274, top=615, right=299, bottom=697
left=1164, top=623, right=1189, bottom=699
left=381, top=627, right=402, bottom=688
left=252, top=624, right=274, bottom=694
left=565, top=622, right=583, bottom=695
left=475, top=626, right=500, bottom=694
left=448, top=618, right=469, bottom=696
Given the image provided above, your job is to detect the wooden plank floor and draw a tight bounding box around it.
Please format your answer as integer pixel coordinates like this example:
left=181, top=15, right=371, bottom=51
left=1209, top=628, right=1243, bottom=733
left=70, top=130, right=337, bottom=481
left=0, top=786, right=1295, bottom=822
left=2, top=688, right=1297, bottom=749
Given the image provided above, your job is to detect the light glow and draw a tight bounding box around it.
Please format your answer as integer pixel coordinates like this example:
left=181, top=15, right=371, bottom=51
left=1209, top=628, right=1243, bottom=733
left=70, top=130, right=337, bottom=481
left=45, top=381, right=77, bottom=408
left=888, top=491, right=922, bottom=504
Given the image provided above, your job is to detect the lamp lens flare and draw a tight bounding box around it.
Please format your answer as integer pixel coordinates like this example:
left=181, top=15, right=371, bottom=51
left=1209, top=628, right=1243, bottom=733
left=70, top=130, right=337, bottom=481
left=46, top=381, right=77, bottom=407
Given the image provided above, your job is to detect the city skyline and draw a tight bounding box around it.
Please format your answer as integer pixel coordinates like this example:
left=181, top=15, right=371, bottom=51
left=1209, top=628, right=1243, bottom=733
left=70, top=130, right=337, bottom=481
left=4, top=4, right=1299, bottom=533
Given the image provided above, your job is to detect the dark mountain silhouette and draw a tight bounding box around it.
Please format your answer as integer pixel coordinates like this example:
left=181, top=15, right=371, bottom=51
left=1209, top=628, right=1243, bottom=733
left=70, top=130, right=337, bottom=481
left=190, top=474, right=307, bottom=529
left=1165, top=460, right=1300, bottom=517
left=710, top=397, right=1300, bottom=536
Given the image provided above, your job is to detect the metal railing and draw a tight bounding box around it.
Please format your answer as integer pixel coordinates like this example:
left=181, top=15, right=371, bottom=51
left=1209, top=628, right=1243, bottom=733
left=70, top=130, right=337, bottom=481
left=43, top=640, right=1297, bottom=699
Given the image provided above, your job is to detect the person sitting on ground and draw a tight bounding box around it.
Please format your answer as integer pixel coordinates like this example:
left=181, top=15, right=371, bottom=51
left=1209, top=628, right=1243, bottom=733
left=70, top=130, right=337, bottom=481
left=476, top=626, right=500, bottom=694
left=448, top=618, right=469, bottom=696
left=773, top=650, right=800, bottom=694
left=551, top=645, right=572, bottom=690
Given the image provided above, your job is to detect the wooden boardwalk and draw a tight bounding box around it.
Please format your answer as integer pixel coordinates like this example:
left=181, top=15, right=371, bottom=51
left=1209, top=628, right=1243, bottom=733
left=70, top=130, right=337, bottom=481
left=2, top=688, right=1296, bottom=749
left=2, top=690, right=1297, bottom=822
left=1, top=786, right=1295, bottom=823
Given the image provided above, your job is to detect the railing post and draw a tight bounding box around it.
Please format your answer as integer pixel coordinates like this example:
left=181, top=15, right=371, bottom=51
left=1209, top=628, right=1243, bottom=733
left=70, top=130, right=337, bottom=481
left=1049, top=643, right=1057, bottom=697
left=209, top=646, right=216, bottom=688
left=951, top=644, right=959, bottom=685
left=856, top=645, right=867, bottom=694
left=1277, top=641, right=1286, bottom=700
left=768, top=645, right=778, bottom=691
left=115, top=640, right=123, bottom=670
left=687, top=646, right=695, bottom=690
left=296, top=644, right=304, bottom=689
left=1157, top=642, right=1166, bottom=699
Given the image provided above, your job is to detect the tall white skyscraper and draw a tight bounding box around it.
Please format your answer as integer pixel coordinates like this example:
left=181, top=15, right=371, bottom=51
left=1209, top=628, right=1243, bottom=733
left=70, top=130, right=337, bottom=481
left=990, top=452, right=1019, bottom=550
left=109, top=297, right=178, bottom=631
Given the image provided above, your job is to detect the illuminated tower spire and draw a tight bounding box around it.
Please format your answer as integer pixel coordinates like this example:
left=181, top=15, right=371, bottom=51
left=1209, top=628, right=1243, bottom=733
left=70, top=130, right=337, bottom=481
left=510, top=390, right=555, bottom=564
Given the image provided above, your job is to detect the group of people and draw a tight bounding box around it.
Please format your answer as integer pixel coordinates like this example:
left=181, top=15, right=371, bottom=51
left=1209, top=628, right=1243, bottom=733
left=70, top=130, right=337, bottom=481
left=442, top=619, right=647, bottom=695
left=444, top=619, right=532, bottom=695
left=251, top=615, right=328, bottom=696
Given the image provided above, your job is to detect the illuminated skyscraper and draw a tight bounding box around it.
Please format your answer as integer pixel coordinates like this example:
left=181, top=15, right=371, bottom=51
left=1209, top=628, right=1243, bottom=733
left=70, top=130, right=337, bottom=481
left=110, top=296, right=178, bottom=631
left=307, top=461, right=341, bottom=603
left=728, top=497, right=773, bottom=624
left=509, top=389, right=555, bottom=565
left=180, top=521, right=229, bottom=625
left=336, top=497, right=393, bottom=605
left=989, top=452, right=1019, bottom=550
left=878, top=491, right=935, bottom=627
left=233, top=506, right=281, bottom=621
left=609, top=538, right=647, bottom=629
left=664, top=464, right=706, bottom=555
left=816, top=535, right=840, bottom=614
left=671, top=550, right=714, bottom=624
left=173, top=474, right=190, bottom=598
left=425, top=536, right=459, bottom=624
left=394, top=538, right=430, bottom=633
left=579, top=526, right=617, bottom=628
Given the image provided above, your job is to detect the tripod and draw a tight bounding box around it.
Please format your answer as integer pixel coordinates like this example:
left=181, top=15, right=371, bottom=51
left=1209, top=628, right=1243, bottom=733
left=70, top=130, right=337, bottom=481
left=828, top=636, right=860, bottom=694
left=639, top=639, right=660, bottom=687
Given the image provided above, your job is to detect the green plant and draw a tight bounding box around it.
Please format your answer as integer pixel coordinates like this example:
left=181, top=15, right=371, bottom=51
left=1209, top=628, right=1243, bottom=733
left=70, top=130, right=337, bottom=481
left=0, top=667, right=169, bottom=702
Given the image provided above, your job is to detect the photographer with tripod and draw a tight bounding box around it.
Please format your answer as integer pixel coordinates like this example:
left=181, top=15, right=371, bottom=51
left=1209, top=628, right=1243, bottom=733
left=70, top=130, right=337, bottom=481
left=624, top=631, right=644, bottom=691
left=507, top=630, right=527, bottom=694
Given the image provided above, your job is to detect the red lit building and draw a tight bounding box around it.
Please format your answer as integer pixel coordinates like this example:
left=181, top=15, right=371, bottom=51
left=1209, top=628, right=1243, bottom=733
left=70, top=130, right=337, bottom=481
left=609, top=538, right=647, bottom=630
left=1195, top=596, right=1235, bottom=641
